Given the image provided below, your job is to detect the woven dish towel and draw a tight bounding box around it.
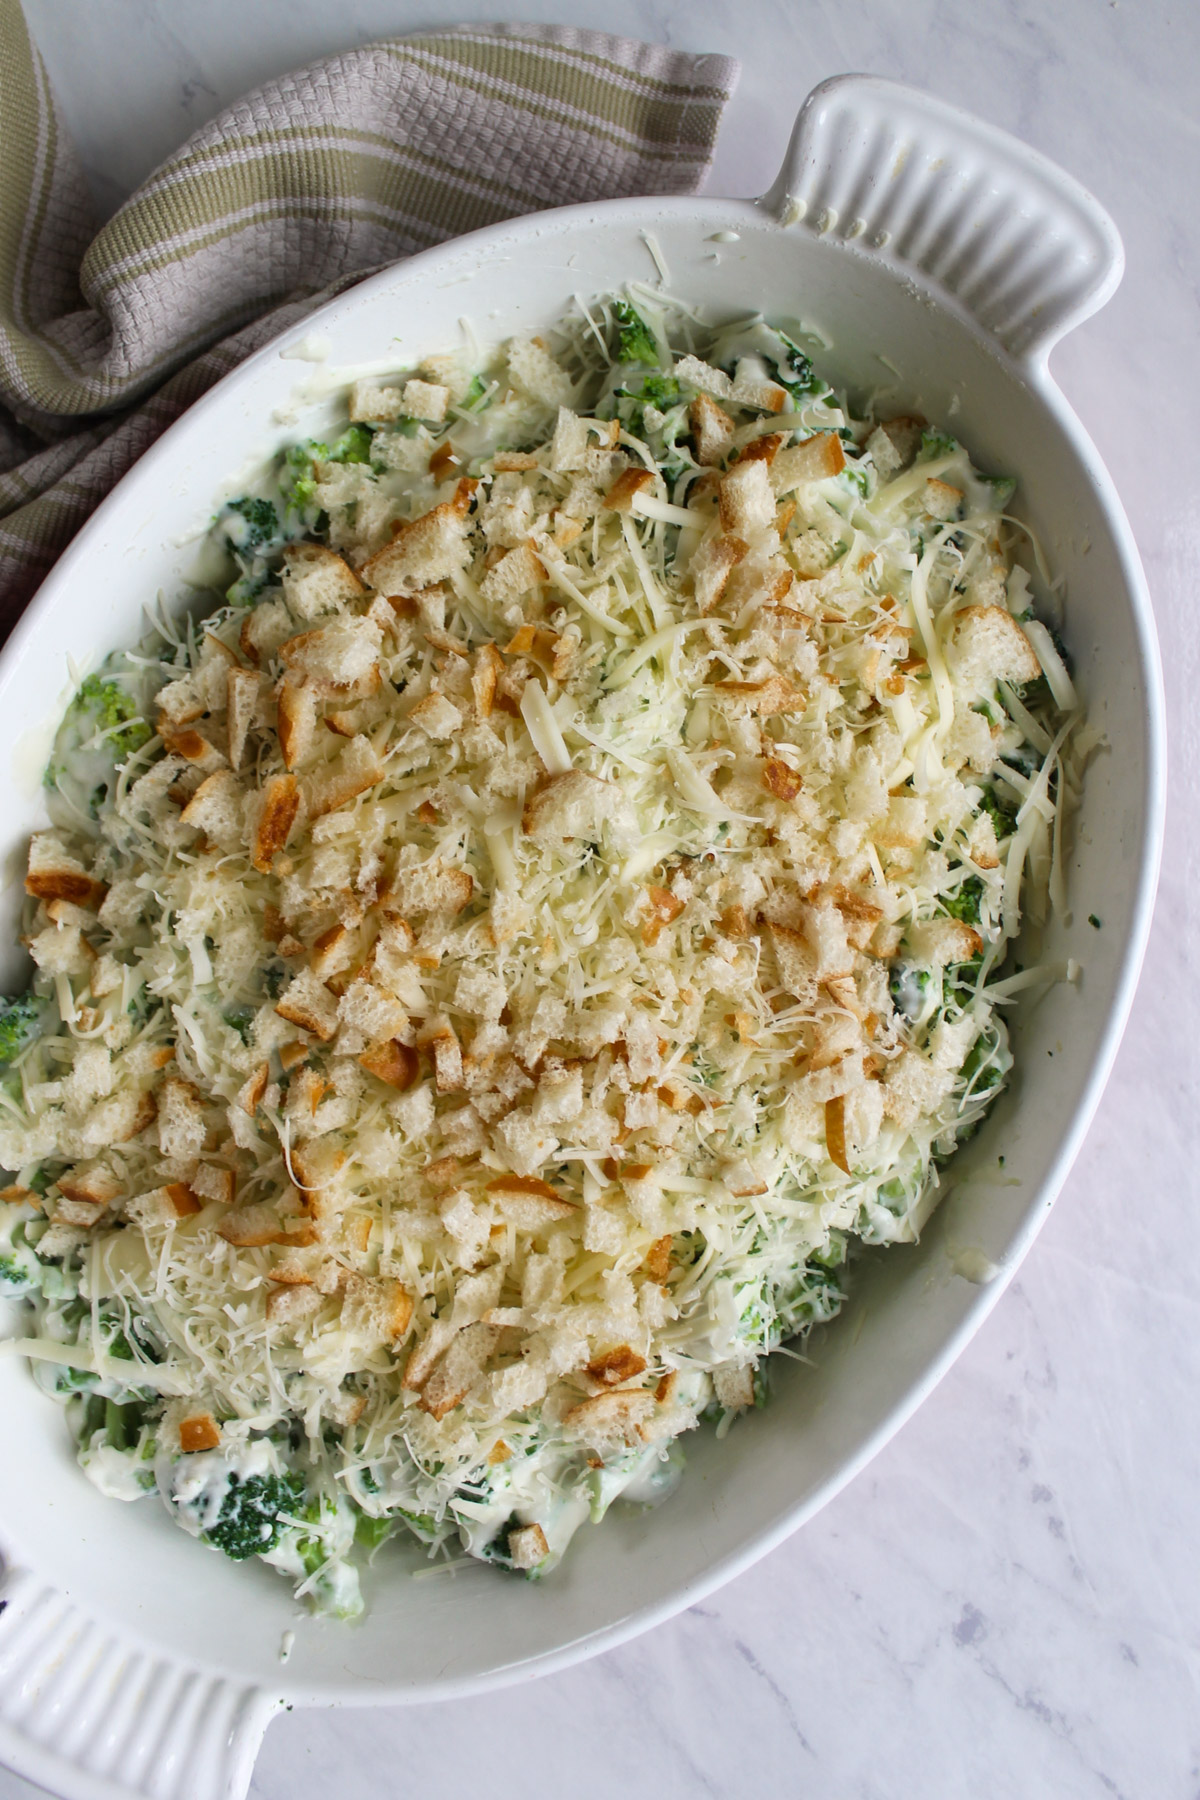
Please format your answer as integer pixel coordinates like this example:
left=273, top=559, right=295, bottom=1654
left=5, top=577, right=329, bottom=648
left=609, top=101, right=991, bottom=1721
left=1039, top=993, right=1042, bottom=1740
left=0, top=2, right=738, bottom=637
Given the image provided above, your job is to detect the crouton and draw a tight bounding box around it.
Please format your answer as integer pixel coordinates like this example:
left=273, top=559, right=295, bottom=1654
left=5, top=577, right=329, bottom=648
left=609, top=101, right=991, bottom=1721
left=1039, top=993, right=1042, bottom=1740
left=159, top=727, right=226, bottom=772
left=281, top=543, right=365, bottom=628
left=238, top=597, right=294, bottom=666
left=57, top=1167, right=121, bottom=1208
left=771, top=432, right=846, bottom=494
left=472, top=643, right=503, bottom=719
left=522, top=770, right=607, bottom=843
left=506, top=337, right=574, bottom=408
left=587, top=1345, right=647, bottom=1386
left=398, top=378, right=449, bottom=423
left=25, top=834, right=107, bottom=911
left=945, top=605, right=1041, bottom=692
left=905, top=918, right=984, bottom=966
left=688, top=532, right=746, bottom=613
left=179, top=1413, right=221, bottom=1453
left=763, top=757, right=802, bottom=800
left=226, top=667, right=262, bottom=770
left=178, top=769, right=244, bottom=854
left=922, top=477, right=962, bottom=520
left=689, top=392, right=734, bottom=466
left=359, top=1039, right=419, bottom=1089
left=191, top=1164, right=235, bottom=1206
left=506, top=1523, right=549, bottom=1570
left=391, top=859, right=473, bottom=918
left=360, top=480, right=476, bottom=597
left=348, top=378, right=407, bottom=422
left=715, top=674, right=803, bottom=716
left=303, top=735, right=385, bottom=819
left=644, top=1234, right=673, bottom=1282
left=729, top=365, right=788, bottom=411
left=768, top=923, right=818, bottom=1004
left=251, top=773, right=300, bottom=873
left=487, top=1173, right=577, bottom=1230
left=563, top=1387, right=657, bottom=1447
left=218, top=1203, right=285, bottom=1247
left=157, top=1078, right=206, bottom=1161
left=736, top=433, right=786, bottom=469
left=236, top=1063, right=270, bottom=1116
left=673, top=355, right=733, bottom=399
left=275, top=968, right=340, bottom=1041
left=409, top=691, right=462, bottom=740
left=603, top=466, right=655, bottom=513
left=418, top=1320, right=502, bottom=1419
left=279, top=617, right=382, bottom=699
left=342, top=1272, right=413, bottom=1340
left=479, top=542, right=545, bottom=606
left=712, top=1363, right=755, bottom=1410
left=719, top=459, right=775, bottom=535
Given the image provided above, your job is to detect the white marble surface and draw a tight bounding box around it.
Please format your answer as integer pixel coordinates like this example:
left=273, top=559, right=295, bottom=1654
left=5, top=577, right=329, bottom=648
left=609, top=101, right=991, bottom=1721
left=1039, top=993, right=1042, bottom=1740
left=3, top=2, right=1197, bottom=1796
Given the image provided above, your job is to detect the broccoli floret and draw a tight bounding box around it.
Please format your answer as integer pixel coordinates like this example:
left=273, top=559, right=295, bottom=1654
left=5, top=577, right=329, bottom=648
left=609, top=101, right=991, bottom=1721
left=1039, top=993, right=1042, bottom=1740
left=942, top=875, right=985, bottom=925
left=919, top=428, right=958, bottom=461
left=979, top=788, right=1016, bottom=840
left=640, top=373, right=681, bottom=410
left=0, top=1249, right=37, bottom=1296
left=72, top=675, right=152, bottom=758
left=612, top=299, right=659, bottom=366
left=889, top=962, right=933, bottom=1022
left=223, top=1006, right=256, bottom=1044
left=772, top=331, right=820, bottom=402
left=205, top=1470, right=305, bottom=1561
left=0, top=993, right=49, bottom=1068
left=222, top=496, right=279, bottom=553
left=327, top=424, right=374, bottom=465
left=354, top=1511, right=395, bottom=1551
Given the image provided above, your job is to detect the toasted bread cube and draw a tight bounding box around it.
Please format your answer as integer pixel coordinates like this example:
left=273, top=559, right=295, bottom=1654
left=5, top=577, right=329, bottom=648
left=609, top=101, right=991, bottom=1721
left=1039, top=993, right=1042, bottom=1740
left=275, top=968, right=340, bottom=1041
left=179, top=1413, right=221, bottom=1453
left=507, top=1523, right=549, bottom=1571
left=771, top=432, right=846, bottom=494
left=281, top=542, right=365, bottom=623
left=719, top=459, right=775, bottom=535
left=522, top=770, right=607, bottom=843
left=25, top=834, right=107, bottom=911
left=689, top=392, right=734, bottom=465
left=360, top=480, right=476, bottom=598
left=303, top=735, right=385, bottom=820
left=178, top=769, right=245, bottom=853
left=251, top=773, right=300, bottom=873
left=348, top=378, right=407, bottom=423
left=603, top=466, right=655, bottom=513
left=487, top=1173, right=577, bottom=1230
left=400, top=378, right=449, bottom=423
left=945, top=605, right=1040, bottom=692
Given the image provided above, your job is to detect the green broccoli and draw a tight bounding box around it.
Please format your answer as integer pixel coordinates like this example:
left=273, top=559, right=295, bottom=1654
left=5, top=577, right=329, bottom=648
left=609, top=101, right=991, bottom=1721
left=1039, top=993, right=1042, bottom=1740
left=222, top=496, right=279, bottom=553
left=979, top=788, right=1016, bottom=840
left=0, top=993, right=49, bottom=1068
left=889, top=962, right=933, bottom=1022
left=70, top=675, right=151, bottom=758
left=612, top=299, right=659, bottom=366
left=919, top=428, right=959, bottom=462
left=0, top=1249, right=37, bottom=1295
left=205, top=1470, right=305, bottom=1561
left=942, top=876, right=985, bottom=925
left=354, top=1512, right=395, bottom=1551
left=327, top=424, right=375, bottom=465
left=223, top=1006, right=256, bottom=1044
left=461, top=373, right=489, bottom=410
left=772, top=331, right=820, bottom=402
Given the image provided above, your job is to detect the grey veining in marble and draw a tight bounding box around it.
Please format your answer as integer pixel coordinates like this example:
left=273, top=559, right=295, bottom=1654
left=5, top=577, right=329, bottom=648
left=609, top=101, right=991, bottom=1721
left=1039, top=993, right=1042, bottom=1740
left=4, top=1, right=1199, bottom=1795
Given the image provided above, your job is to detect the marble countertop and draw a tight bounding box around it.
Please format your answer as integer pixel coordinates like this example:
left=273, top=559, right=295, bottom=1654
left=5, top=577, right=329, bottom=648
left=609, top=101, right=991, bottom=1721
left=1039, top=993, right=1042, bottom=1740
left=3, top=2, right=1197, bottom=1796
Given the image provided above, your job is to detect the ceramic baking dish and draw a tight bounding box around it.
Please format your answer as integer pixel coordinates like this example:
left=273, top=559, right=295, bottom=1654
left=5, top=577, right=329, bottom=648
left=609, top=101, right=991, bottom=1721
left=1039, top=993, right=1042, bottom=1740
left=0, top=75, right=1164, bottom=1800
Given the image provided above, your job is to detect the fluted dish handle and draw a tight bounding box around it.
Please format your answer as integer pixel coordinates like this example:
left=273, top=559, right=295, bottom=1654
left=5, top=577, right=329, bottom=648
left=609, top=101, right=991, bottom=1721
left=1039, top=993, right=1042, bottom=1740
left=761, top=74, right=1124, bottom=360
left=0, top=1565, right=279, bottom=1800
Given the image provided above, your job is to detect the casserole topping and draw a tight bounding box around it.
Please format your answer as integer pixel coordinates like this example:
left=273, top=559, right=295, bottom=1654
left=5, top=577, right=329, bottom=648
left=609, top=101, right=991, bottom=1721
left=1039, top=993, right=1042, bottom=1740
left=0, top=292, right=1089, bottom=1614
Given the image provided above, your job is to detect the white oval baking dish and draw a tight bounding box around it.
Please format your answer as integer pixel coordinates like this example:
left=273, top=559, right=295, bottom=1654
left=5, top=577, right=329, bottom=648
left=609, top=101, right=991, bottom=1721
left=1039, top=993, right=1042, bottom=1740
left=0, top=75, right=1164, bottom=1800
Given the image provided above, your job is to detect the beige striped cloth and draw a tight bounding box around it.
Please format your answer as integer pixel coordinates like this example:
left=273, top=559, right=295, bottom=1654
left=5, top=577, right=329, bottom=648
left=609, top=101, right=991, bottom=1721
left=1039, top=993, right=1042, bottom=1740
left=0, top=3, right=737, bottom=639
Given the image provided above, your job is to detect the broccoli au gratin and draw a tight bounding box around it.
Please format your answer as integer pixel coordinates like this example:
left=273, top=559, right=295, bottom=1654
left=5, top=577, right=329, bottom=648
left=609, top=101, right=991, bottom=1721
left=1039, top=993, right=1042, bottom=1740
left=0, top=292, right=1091, bottom=1616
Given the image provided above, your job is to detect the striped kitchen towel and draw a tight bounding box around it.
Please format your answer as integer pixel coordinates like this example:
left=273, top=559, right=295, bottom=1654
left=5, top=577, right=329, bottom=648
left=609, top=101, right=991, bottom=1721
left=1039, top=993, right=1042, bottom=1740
left=0, top=3, right=737, bottom=635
